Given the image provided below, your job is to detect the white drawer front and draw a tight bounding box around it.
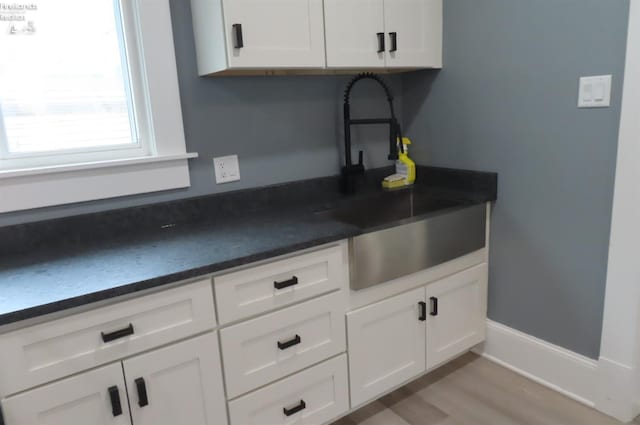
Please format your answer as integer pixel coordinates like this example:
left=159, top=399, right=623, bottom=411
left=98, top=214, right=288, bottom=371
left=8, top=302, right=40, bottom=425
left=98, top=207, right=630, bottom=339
left=220, top=292, right=346, bottom=398
left=0, top=279, right=216, bottom=396
left=214, top=245, right=345, bottom=324
left=228, top=355, right=349, bottom=425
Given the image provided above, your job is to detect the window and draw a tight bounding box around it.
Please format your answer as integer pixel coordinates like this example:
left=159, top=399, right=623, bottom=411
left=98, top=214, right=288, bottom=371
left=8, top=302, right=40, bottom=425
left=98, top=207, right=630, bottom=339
left=0, top=1, right=196, bottom=213
left=0, top=0, right=151, bottom=169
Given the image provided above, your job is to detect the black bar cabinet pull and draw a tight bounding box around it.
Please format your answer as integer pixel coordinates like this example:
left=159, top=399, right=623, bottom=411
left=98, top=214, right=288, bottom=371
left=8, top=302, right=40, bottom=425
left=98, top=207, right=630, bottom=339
left=377, top=32, right=385, bottom=53
left=101, top=323, right=134, bottom=343
left=135, top=377, right=149, bottom=407
left=430, top=297, right=439, bottom=316
left=283, top=400, right=306, bottom=417
left=418, top=301, right=427, bottom=321
left=278, top=334, right=302, bottom=350
left=233, top=24, right=244, bottom=48
left=389, top=32, right=397, bottom=52
left=108, top=386, right=123, bottom=417
left=274, top=276, right=299, bottom=290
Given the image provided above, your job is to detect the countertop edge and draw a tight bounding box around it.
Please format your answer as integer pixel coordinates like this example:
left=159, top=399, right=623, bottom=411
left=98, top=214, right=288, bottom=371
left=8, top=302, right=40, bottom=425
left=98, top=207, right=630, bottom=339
left=0, top=229, right=360, bottom=327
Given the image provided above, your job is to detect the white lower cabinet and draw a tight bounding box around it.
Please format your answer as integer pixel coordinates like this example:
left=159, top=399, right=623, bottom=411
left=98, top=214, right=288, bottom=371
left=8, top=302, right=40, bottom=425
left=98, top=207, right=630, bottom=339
left=228, top=355, right=349, bottom=425
left=0, top=279, right=216, bottom=397
left=214, top=245, right=344, bottom=325
left=123, top=333, right=227, bottom=425
left=347, top=264, right=488, bottom=407
left=426, top=263, right=488, bottom=370
left=1, top=333, right=228, bottom=425
left=1, top=363, right=131, bottom=425
left=0, top=243, right=488, bottom=425
left=347, top=287, right=427, bottom=408
left=220, top=292, right=346, bottom=398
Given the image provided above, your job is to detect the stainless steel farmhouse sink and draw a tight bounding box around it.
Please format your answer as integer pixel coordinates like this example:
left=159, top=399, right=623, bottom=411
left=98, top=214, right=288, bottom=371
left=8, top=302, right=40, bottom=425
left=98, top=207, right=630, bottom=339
left=319, top=191, right=487, bottom=290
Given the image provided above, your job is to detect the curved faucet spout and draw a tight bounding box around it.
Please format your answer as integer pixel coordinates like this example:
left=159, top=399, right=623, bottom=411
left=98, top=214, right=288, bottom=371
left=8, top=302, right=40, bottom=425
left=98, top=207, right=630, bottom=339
left=342, top=73, right=403, bottom=179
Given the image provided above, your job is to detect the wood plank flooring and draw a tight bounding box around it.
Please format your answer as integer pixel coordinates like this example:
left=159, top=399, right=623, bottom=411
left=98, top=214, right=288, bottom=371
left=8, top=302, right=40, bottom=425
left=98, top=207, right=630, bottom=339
left=333, top=353, right=638, bottom=425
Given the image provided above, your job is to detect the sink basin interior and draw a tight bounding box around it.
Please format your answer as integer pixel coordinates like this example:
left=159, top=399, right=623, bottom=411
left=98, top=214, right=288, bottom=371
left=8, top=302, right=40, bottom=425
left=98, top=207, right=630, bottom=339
left=319, top=191, right=465, bottom=228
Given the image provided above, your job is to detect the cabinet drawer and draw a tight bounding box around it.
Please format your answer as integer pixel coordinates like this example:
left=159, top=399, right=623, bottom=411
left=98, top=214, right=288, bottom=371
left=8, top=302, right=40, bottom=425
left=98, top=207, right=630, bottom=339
left=0, top=279, right=216, bottom=396
left=220, top=291, right=346, bottom=398
left=228, top=354, right=349, bottom=425
left=214, top=245, right=344, bottom=325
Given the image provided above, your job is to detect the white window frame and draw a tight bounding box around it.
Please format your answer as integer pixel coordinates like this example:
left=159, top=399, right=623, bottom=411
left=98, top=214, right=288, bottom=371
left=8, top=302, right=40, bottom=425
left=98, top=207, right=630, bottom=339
left=0, top=0, right=198, bottom=214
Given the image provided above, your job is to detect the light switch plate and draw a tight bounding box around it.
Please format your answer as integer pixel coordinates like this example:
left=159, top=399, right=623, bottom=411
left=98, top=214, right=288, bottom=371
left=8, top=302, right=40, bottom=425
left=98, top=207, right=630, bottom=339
left=578, top=75, right=612, bottom=108
left=213, top=155, right=240, bottom=184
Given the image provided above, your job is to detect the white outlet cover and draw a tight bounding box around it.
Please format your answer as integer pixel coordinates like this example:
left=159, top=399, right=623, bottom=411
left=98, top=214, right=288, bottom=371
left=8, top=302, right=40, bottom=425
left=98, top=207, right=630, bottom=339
left=578, top=75, right=612, bottom=108
left=213, top=155, right=240, bottom=184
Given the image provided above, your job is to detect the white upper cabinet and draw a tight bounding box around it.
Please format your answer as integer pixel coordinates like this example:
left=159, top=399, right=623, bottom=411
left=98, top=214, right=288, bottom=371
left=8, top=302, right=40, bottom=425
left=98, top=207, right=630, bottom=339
left=190, top=0, right=442, bottom=74
left=191, top=0, right=326, bottom=75
left=324, top=0, right=386, bottom=68
left=324, top=0, right=442, bottom=69
left=383, top=0, right=442, bottom=68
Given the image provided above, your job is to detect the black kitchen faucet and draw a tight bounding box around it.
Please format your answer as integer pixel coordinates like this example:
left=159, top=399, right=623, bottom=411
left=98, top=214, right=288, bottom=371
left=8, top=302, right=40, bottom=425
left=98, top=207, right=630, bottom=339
left=341, top=72, right=403, bottom=194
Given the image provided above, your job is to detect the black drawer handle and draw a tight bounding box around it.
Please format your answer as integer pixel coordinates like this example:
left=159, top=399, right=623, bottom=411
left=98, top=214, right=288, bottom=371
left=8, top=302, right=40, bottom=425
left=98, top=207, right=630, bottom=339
left=278, top=334, right=301, bottom=350
left=101, top=323, right=134, bottom=343
left=108, top=386, right=123, bottom=417
left=135, top=377, right=149, bottom=407
left=233, top=23, right=243, bottom=48
left=274, top=276, right=298, bottom=290
left=377, top=32, right=385, bottom=53
left=418, top=301, right=427, bottom=321
left=283, top=399, right=306, bottom=417
left=389, top=32, right=397, bottom=52
left=430, top=297, right=439, bottom=316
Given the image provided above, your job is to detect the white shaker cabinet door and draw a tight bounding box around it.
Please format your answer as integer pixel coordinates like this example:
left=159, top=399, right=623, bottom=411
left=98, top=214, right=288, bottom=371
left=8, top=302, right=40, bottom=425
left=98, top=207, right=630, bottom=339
left=426, top=264, right=488, bottom=370
left=324, top=0, right=386, bottom=68
left=347, top=287, right=426, bottom=408
left=1, top=363, right=131, bottom=425
left=223, top=0, right=326, bottom=69
left=383, top=0, right=443, bottom=68
left=122, top=333, right=228, bottom=425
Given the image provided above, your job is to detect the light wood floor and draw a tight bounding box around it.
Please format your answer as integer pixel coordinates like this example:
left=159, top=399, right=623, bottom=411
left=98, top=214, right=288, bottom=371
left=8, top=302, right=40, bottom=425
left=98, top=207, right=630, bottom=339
left=333, top=353, right=639, bottom=425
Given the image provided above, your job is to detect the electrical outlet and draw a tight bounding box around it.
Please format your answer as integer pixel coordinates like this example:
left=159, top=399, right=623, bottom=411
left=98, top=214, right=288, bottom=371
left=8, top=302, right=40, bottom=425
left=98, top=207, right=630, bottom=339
left=213, top=155, right=240, bottom=184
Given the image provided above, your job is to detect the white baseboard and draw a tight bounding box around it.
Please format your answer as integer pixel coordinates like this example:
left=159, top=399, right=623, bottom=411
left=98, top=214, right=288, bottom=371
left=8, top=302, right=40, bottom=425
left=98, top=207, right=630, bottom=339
left=596, top=356, right=640, bottom=423
left=473, top=319, right=599, bottom=407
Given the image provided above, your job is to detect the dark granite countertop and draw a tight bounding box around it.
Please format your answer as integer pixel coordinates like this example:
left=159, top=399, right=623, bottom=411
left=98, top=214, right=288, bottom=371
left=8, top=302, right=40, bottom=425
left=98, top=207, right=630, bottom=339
left=0, top=166, right=497, bottom=326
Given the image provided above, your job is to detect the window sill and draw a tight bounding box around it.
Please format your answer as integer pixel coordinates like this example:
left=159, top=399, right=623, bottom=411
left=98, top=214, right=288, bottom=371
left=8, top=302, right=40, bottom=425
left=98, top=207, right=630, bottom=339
left=0, top=153, right=199, bottom=213
left=0, top=153, right=199, bottom=179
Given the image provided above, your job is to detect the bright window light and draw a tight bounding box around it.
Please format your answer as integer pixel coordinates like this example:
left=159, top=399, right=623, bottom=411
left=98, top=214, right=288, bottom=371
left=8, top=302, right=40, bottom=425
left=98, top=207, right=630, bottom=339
left=0, top=0, right=147, bottom=166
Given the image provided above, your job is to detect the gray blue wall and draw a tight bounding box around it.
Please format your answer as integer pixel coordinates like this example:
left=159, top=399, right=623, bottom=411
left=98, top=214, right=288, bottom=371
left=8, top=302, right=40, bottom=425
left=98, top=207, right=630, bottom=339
left=402, top=0, right=629, bottom=358
left=0, top=0, right=402, bottom=227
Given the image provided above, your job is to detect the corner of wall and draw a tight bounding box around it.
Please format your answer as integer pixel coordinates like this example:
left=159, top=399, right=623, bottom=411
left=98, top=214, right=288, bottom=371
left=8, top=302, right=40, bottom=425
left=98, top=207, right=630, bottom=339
left=597, top=0, right=640, bottom=422
left=596, top=357, right=639, bottom=422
